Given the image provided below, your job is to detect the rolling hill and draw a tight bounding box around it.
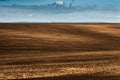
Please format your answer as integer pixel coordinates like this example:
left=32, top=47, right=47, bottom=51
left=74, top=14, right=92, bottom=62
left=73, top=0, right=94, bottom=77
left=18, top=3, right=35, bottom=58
left=0, top=23, right=120, bottom=80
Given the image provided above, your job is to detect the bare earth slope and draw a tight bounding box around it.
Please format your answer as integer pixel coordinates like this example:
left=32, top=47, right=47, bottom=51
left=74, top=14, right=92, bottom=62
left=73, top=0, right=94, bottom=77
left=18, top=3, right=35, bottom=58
left=0, top=23, right=120, bottom=80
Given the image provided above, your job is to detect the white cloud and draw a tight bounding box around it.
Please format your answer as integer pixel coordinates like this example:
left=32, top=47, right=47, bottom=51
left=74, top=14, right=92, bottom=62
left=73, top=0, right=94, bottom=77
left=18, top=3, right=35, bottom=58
left=107, top=15, right=120, bottom=18
left=55, top=1, right=64, bottom=5
left=116, top=16, right=120, bottom=18
left=27, top=14, right=33, bottom=17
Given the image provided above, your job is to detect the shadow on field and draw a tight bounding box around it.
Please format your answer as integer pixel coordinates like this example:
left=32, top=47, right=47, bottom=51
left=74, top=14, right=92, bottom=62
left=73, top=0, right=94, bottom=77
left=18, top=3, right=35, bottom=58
left=11, top=74, right=120, bottom=80
left=0, top=23, right=120, bottom=52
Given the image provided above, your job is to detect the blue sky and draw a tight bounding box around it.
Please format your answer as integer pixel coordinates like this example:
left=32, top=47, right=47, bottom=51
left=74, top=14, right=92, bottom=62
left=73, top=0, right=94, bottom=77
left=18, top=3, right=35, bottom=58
left=0, top=0, right=120, bottom=22
left=0, top=0, right=120, bottom=5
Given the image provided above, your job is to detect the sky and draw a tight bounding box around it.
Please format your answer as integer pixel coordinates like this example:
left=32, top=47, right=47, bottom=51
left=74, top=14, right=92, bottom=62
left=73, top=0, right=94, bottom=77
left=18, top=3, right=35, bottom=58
left=0, top=0, right=120, bottom=23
